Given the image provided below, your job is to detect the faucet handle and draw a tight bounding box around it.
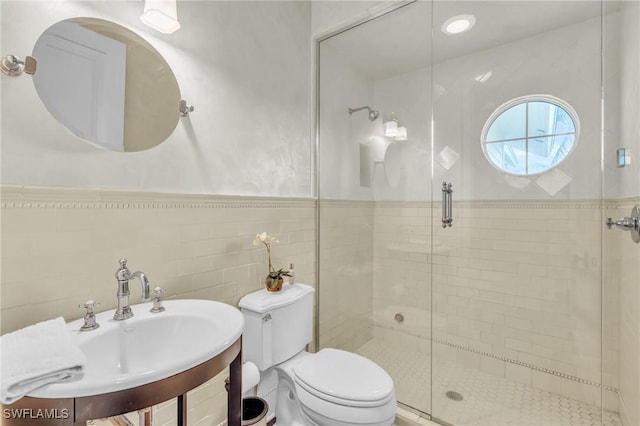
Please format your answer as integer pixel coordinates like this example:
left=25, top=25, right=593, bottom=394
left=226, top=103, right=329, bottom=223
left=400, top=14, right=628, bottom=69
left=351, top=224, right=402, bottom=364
left=150, top=287, right=165, bottom=313
left=78, top=299, right=100, bottom=311
left=78, top=300, right=100, bottom=331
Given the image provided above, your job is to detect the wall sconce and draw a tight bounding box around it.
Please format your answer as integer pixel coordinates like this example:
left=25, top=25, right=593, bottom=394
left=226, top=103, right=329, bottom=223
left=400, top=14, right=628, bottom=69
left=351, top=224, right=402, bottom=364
left=140, top=0, right=181, bottom=34
left=384, top=112, right=398, bottom=137
left=384, top=112, right=408, bottom=141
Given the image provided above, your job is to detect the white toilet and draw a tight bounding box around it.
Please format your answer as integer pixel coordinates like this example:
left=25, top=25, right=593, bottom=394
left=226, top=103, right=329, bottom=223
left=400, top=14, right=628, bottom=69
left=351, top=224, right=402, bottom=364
left=239, top=283, right=396, bottom=426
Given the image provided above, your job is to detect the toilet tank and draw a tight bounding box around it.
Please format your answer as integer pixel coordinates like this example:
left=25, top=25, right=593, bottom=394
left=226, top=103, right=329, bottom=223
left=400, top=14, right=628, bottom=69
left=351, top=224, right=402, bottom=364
left=239, top=283, right=314, bottom=371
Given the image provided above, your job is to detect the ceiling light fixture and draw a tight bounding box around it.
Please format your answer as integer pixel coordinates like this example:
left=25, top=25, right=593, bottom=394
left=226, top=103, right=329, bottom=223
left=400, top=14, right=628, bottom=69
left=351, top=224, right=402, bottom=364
left=441, top=14, right=476, bottom=35
left=140, top=0, right=181, bottom=34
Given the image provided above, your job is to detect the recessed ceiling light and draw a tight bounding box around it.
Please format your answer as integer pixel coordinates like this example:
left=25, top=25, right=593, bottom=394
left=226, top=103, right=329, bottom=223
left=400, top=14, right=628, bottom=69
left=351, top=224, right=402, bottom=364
left=441, top=14, right=476, bottom=35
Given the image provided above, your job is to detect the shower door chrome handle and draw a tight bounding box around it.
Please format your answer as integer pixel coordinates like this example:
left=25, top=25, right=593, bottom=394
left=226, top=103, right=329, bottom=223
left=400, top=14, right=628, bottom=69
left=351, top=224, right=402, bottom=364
left=606, top=205, right=640, bottom=243
left=441, top=182, right=453, bottom=228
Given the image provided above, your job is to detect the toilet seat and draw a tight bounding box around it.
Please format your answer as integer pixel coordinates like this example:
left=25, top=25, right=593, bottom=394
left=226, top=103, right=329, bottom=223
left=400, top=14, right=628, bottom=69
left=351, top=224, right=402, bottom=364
left=294, top=349, right=394, bottom=404
left=291, top=348, right=396, bottom=425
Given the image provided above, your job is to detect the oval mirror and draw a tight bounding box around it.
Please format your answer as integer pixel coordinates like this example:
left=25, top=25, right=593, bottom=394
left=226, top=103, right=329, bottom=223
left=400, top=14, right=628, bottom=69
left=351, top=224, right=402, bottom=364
left=32, top=18, right=181, bottom=152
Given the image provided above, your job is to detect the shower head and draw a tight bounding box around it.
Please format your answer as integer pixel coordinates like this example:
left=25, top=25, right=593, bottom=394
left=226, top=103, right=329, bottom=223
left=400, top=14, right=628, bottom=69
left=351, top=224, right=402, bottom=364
left=348, top=105, right=380, bottom=121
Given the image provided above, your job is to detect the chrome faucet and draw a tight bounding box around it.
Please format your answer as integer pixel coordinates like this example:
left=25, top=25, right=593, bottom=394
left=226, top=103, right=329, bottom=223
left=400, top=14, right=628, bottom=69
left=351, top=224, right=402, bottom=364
left=114, top=259, right=151, bottom=320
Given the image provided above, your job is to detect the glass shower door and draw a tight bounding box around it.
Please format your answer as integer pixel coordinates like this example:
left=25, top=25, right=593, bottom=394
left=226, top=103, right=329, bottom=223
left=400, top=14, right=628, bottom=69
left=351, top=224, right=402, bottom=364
left=430, top=1, right=607, bottom=424
left=316, top=1, right=433, bottom=417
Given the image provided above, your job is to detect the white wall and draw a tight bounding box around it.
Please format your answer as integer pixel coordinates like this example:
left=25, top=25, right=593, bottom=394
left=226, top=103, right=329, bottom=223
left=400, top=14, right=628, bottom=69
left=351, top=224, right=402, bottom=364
left=320, top=6, right=606, bottom=202
left=1, top=1, right=311, bottom=197
left=311, top=0, right=388, bottom=38
left=616, top=1, right=640, bottom=200
left=318, top=44, right=376, bottom=200
left=373, top=68, right=431, bottom=201
left=374, top=14, right=603, bottom=201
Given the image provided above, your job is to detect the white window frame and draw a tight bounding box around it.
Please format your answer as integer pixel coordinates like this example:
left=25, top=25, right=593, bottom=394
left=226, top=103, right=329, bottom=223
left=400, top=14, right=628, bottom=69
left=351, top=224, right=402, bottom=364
left=480, top=94, right=580, bottom=176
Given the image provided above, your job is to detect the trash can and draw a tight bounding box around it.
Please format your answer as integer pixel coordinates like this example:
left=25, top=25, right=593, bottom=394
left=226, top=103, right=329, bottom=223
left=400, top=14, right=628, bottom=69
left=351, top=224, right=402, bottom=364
left=242, top=396, right=268, bottom=426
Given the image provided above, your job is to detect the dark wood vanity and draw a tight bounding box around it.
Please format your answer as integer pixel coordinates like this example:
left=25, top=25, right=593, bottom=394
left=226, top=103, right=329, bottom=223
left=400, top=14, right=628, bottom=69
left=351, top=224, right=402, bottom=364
left=2, top=338, right=242, bottom=426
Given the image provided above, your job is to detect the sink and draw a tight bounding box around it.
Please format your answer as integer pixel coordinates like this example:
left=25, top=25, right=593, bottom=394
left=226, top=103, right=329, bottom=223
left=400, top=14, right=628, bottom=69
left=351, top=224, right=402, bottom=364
left=29, top=299, right=244, bottom=398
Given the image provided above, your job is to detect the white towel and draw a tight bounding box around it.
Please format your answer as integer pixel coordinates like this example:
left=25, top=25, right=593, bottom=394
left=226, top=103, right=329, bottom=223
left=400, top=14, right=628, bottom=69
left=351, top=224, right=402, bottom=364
left=1, top=316, right=86, bottom=404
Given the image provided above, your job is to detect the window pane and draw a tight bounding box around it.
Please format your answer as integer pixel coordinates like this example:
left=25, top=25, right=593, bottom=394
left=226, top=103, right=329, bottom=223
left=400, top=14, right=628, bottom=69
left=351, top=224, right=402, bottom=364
left=527, top=101, right=575, bottom=137
left=486, top=103, right=527, bottom=142
left=485, top=140, right=527, bottom=175
left=482, top=96, right=578, bottom=176
left=527, top=134, right=575, bottom=174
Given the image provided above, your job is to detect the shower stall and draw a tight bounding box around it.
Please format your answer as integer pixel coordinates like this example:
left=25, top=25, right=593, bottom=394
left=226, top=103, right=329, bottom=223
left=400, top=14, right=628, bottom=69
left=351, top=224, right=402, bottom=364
left=316, top=1, right=639, bottom=425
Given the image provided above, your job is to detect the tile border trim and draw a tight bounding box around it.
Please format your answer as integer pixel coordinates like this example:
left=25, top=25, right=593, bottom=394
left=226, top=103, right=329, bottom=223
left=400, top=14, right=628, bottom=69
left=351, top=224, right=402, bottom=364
left=1, top=185, right=316, bottom=209
left=2, top=187, right=636, bottom=210
left=372, top=198, right=640, bottom=210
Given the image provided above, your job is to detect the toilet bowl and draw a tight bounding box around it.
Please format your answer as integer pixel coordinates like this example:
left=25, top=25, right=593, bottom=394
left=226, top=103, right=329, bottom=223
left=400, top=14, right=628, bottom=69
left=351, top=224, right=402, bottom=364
left=239, top=283, right=396, bottom=426
left=279, top=350, right=396, bottom=425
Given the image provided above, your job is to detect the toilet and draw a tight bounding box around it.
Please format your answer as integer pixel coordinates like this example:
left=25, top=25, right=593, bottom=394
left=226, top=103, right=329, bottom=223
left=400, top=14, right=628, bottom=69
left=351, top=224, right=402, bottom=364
left=239, top=283, right=396, bottom=426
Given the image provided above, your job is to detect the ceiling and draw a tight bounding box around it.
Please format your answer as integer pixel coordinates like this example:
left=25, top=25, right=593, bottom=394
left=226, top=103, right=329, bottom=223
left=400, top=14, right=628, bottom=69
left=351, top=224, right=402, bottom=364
left=321, top=0, right=608, bottom=80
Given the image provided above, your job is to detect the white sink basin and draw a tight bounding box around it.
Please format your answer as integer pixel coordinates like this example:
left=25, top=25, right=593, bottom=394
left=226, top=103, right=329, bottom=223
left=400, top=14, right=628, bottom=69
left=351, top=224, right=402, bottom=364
left=29, top=299, right=244, bottom=398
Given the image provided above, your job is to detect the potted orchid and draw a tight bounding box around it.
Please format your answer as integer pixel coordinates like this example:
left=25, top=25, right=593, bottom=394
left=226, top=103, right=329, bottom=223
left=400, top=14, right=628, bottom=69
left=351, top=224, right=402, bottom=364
left=254, top=232, right=291, bottom=292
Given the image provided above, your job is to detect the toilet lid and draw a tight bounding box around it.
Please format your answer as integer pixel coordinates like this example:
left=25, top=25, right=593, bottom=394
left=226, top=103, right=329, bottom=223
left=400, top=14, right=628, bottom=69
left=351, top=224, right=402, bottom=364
left=293, top=348, right=394, bottom=406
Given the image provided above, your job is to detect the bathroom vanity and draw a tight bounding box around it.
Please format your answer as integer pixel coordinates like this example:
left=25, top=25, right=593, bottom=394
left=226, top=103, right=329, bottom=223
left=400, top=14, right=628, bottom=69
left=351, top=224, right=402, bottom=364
left=2, top=299, right=245, bottom=426
left=2, top=340, right=242, bottom=426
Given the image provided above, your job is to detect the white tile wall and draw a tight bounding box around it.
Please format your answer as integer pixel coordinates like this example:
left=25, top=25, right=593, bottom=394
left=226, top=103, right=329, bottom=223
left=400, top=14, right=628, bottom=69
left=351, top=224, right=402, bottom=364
left=318, top=200, right=374, bottom=352
left=612, top=200, right=640, bottom=426
left=369, top=199, right=618, bottom=408
left=318, top=196, right=625, bottom=412
left=4, top=193, right=630, bottom=422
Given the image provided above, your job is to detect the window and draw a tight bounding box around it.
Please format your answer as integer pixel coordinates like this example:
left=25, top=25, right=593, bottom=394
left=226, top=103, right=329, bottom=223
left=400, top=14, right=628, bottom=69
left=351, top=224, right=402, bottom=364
left=481, top=95, right=579, bottom=175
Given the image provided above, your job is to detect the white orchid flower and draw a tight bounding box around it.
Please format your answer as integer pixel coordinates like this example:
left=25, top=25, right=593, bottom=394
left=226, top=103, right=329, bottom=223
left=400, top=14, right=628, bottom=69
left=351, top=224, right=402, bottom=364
left=253, top=231, right=282, bottom=273
left=254, top=232, right=268, bottom=245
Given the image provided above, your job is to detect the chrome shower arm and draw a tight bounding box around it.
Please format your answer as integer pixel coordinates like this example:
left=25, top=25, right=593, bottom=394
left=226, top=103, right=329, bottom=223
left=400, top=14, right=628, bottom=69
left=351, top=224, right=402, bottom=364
left=348, top=106, right=373, bottom=115
left=348, top=105, right=380, bottom=121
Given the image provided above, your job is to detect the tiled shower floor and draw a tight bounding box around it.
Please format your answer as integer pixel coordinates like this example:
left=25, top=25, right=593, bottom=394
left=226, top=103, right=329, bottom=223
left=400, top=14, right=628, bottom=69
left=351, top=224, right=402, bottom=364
left=356, top=338, right=622, bottom=426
